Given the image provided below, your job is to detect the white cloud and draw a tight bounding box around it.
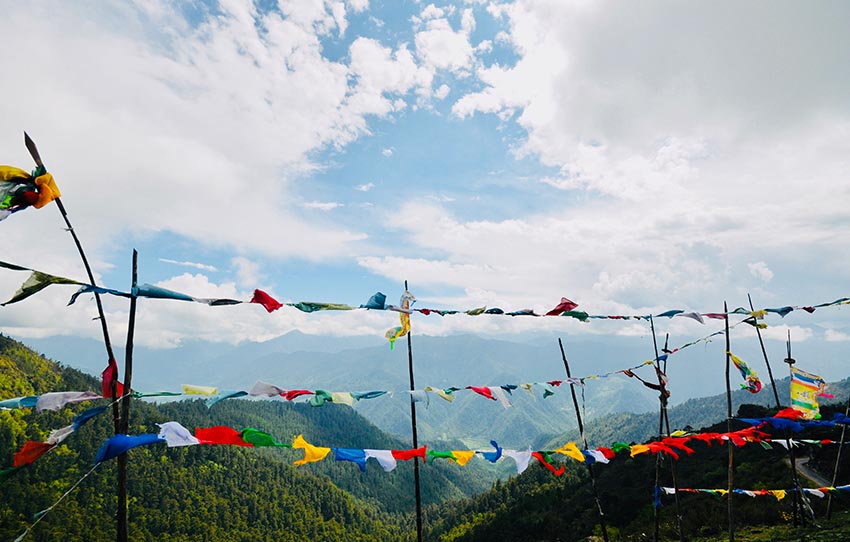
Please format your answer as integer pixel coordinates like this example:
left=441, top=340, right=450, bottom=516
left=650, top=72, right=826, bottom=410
left=231, top=257, right=264, bottom=288
left=434, top=84, right=451, bottom=100
left=159, top=258, right=219, bottom=272
left=347, top=0, right=369, bottom=12
left=302, top=201, right=344, bottom=211
left=355, top=182, right=376, bottom=191
left=0, top=1, right=426, bottom=275
left=414, top=17, right=475, bottom=73
left=382, top=147, right=394, bottom=156
left=421, top=4, right=447, bottom=20
left=748, top=262, right=774, bottom=283
left=825, top=329, right=850, bottom=342
left=347, top=38, right=433, bottom=115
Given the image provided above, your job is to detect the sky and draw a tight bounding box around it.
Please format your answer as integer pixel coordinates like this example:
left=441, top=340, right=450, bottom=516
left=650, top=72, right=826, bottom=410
left=1, top=0, right=849, bottom=374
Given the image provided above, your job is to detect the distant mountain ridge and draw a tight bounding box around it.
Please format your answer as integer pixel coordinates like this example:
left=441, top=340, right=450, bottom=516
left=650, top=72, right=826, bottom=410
left=25, top=332, right=663, bottom=448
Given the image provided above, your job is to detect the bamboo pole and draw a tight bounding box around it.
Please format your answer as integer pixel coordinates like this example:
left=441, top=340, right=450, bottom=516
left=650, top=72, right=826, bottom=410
left=649, top=320, right=684, bottom=542
left=404, top=280, right=423, bottom=542
left=747, top=293, right=801, bottom=524
left=116, top=250, right=138, bottom=542
left=747, top=294, right=781, bottom=408
left=558, top=338, right=608, bottom=542
left=724, top=302, right=734, bottom=542
left=827, top=392, right=850, bottom=519
left=782, top=333, right=803, bottom=526
left=23, top=133, right=121, bottom=433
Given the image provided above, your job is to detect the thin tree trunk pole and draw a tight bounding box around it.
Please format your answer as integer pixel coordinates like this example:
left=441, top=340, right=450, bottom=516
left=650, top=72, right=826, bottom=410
left=404, top=280, right=423, bottom=542
left=23, top=133, right=120, bottom=432
left=558, top=338, right=608, bottom=542
left=723, top=301, right=735, bottom=542
left=116, top=250, right=138, bottom=542
left=748, top=294, right=801, bottom=524
left=724, top=302, right=734, bottom=542
left=783, top=332, right=803, bottom=526
left=747, top=294, right=781, bottom=409
left=827, top=393, right=850, bottom=519
left=649, top=319, right=684, bottom=542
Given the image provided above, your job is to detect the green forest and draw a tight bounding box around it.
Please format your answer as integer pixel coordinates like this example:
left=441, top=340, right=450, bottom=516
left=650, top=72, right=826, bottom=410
left=2, top=333, right=850, bottom=541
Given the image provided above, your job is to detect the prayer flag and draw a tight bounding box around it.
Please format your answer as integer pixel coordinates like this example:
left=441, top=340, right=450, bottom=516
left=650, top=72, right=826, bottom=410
left=249, top=289, right=282, bottom=312
left=365, top=449, right=397, bottom=472
left=727, top=351, right=762, bottom=394
left=95, top=434, right=163, bottom=463
left=293, top=434, right=331, bottom=466
left=0, top=164, right=61, bottom=222
left=790, top=367, right=828, bottom=419
left=196, top=426, right=253, bottom=446
left=546, top=297, right=578, bottom=316
left=158, top=422, right=200, bottom=447
left=13, top=441, right=53, bottom=467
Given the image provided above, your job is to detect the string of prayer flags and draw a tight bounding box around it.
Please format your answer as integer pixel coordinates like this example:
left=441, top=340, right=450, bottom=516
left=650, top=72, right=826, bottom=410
left=0, top=261, right=84, bottom=306
left=0, top=391, right=102, bottom=412
left=6, top=405, right=109, bottom=475
left=0, top=164, right=61, bottom=223
left=790, top=366, right=830, bottom=419
left=94, top=420, right=814, bottom=478
left=385, top=290, right=415, bottom=349
left=727, top=351, right=762, bottom=393
left=662, top=486, right=850, bottom=500
left=1, top=257, right=848, bottom=330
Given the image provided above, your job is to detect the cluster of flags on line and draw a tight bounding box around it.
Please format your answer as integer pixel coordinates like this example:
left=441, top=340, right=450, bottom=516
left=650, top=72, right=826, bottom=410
left=0, top=405, right=107, bottom=480
left=90, top=422, right=778, bottom=474
left=2, top=260, right=848, bottom=334
left=4, top=396, right=848, bottom=482
left=0, top=165, right=61, bottom=222
left=662, top=485, right=850, bottom=501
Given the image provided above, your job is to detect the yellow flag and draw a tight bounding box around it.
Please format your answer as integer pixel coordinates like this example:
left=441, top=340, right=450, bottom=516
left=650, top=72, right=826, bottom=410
left=451, top=450, right=475, bottom=466
left=292, top=434, right=331, bottom=466
left=555, top=442, right=585, bottom=462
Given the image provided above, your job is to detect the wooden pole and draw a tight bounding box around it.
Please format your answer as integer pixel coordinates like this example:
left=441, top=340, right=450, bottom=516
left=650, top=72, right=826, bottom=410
left=116, top=249, right=138, bottom=542
left=558, top=338, right=608, bottom=542
left=827, top=392, right=850, bottom=519
left=748, top=294, right=801, bottom=524
left=23, top=133, right=121, bottom=433
left=782, top=333, right=803, bottom=526
left=724, top=302, right=734, bottom=542
left=404, top=280, right=423, bottom=542
left=649, top=319, right=684, bottom=542
left=747, top=294, right=781, bottom=408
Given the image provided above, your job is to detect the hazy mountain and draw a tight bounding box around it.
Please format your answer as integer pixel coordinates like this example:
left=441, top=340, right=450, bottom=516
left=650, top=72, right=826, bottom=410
left=24, top=328, right=849, bottom=450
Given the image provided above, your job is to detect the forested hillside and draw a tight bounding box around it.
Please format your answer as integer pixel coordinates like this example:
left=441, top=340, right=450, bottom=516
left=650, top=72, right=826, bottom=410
left=0, top=334, right=481, bottom=541
left=427, top=403, right=850, bottom=542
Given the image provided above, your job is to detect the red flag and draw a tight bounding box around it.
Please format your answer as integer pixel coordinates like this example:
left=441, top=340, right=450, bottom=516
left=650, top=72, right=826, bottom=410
left=250, top=289, right=283, bottom=313
left=466, top=386, right=496, bottom=400
left=101, top=358, right=124, bottom=398
left=775, top=407, right=806, bottom=420
left=531, top=452, right=565, bottom=476
left=391, top=446, right=427, bottom=460
left=284, top=390, right=313, bottom=401
left=546, top=297, right=578, bottom=316
left=195, top=426, right=253, bottom=446
left=14, top=441, right=54, bottom=467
